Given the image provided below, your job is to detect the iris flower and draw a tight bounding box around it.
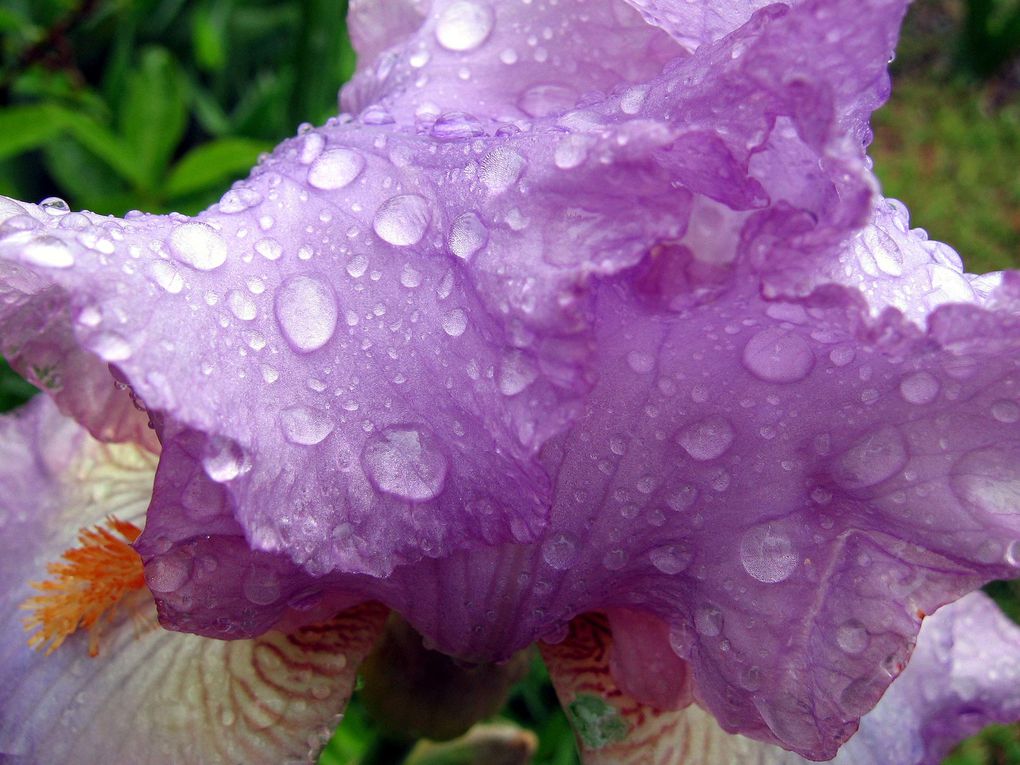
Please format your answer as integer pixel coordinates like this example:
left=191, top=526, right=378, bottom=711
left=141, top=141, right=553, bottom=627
left=1, top=0, right=1019, bottom=762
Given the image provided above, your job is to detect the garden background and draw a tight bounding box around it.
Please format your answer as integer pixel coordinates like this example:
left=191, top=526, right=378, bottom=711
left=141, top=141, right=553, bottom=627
left=0, top=1, right=1018, bottom=763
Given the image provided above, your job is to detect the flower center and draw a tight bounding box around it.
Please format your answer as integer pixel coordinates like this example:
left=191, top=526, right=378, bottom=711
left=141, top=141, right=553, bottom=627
left=21, top=517, right=147, bottom=657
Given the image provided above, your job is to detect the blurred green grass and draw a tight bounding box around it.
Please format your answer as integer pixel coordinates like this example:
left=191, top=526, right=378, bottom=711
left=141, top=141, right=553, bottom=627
left=0, top=2, right=1018, bottom=764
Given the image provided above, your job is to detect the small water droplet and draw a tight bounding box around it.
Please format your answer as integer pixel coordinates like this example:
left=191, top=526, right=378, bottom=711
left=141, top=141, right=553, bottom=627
left=362, top=426, right=449, bottom=501
left=742, top=328, right=814, bottom=383
left=22, top=236, right=75, bottom=268
left=677, top=415, right=735, bottom=461
left=833, top=426, right=907, bottom=489
left=836, top=619, right=869, bottom=653
left=740, top=525, right=798, bottom=583
left=280, top=406, right=335, bottom=445
left=899, top=371, right=940, bottom=405
left=203, top=439, right=247, bottom=483
left=649, top=544, right=692, bottom=574
left=243, top=566, right=281, bottom=605
left=602, top=548, right=626, bottom=570
left=435, top=1, right=494, bottom=51
left=541, top=533, right=579, bottom=570
left=400, top=264, right=422, bottom=288
left=308, top=148, right=365, bottom=190
left=274, top=275, right=338, bottom=353
left=227, top=290, right=257, bottom=321
left=991, top=400, right=1020, bottom=423
left=169, top=222, right=227, bottom=271
left=373, top=194, right=431, bottom=246
left=449, top=211, right=488, bottom=260
left=146, top=551, right=193, bottom=593
left=480, top=147, right=525, bottom=193
left=498, top=351, right=537, bottom=396
left=218, top=188, right=262, bottom=213
left=619, top=86, right=648, bottom=115
left=694, top=604, right=723, bottom=636
left=950, top=445, right=1020, bottom=516
left=40, top=196, right=70, bottom=215
left=255, top=237, right=283, bottom=260
left=626, top=350, right=655, bottom=374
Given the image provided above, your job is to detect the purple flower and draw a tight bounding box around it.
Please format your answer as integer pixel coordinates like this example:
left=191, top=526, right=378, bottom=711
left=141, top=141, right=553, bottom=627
left=1, top=0, right=1019, bottom=762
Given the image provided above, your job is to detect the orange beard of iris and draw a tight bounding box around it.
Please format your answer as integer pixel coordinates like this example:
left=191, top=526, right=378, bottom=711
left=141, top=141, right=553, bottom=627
left=22, top=517, right=147, bottom=657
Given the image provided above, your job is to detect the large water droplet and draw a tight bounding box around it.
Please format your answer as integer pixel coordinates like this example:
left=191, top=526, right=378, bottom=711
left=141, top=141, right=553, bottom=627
left=280, top=405, right=335, bottom=445
left=836, top=619, right=869, bottom=653
left=740, top=525, right=798, bottom=583
left=202, top=439, right=247, bottom=483
left=677, top=415, right=735, bottom=461
left=899, top=371, right=939, bottom=405
left=362, top=426, right=449, bottom=501
left=308, top=148, right=365, bottom=190
left=498, top=351, right=538, bottom=396
left=435, top=1, right=494, bottom=51
left=950, top=444, right=1020, bottom=517
left=227, top=290, right=257, bottom=321
left=243, top=566, right=281, bottom=605
left=991, top=400, right=1020, bottom=424
left=542, top=533, right=579, bottom=570
left=480, top=147, right=525, bottom=193
left=373, top=194, right=431, bottom=246
left=274, top=275, right=338, bottom=353
left=742, top=328, right=814, bottom=383
left=218, top=188, right=262, bottom=214
left=22, top=236, right=74, bottom=268
left=40, top=196, right=70, bottom=215
left=517, top=83, right=578, bottom=117
left=833, top=426, right=907, bottom=489
left=442, top=308, right=468, bottom=337
left=146, top=551, right=193, bottom=593
left=449, top=211, right=488, bottom=260
left=649, top=544, right=692, bottom=574
left=169, top=222, right=227, bottom=271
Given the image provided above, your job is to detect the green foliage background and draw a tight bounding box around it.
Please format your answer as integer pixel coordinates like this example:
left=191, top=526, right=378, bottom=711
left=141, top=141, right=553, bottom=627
left=0, top=1, right=1018, bottom=763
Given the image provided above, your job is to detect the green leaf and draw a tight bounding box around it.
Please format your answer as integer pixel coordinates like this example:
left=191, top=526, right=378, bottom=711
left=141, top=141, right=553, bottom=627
left=165, top=137, right=270, bottom=199
left=60, top=112, right=149, bottom=188
left=0, top=104, right=71, bottom=161
left=119, top=46, right=188, bottom=188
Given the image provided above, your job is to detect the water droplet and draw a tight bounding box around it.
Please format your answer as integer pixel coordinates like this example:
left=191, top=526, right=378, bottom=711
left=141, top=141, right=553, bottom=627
left=400, top=264, right=422, bottom=288
left=1006, top=540, right=1020, bottom=567
left=227, top=290, right=257, bottom=321
left=991, top=400, right=1020, bottom=424
left=146, top=551, right=193, bottom=593
left=517, top=83, right=578, bottom=117
left=742, top=328, right=814, bottom=383
left=91, top=332, right=132, bottom=361
left=431, top=111, right=486, bottom=141
left=694, top=604, right=723, bottom=636
left=255, top=237, right=283, bottom=260
left=899, top=371, right=939, bottom=405
left=308, top=148, right=365, bottom=190
left=243, top=566, right=281, bottom=605
left=626, top=350, right=655, bottom=374
left=169, top=222, right=227, bottom=271
left=950, top=444, right=1020, bottom=517
left=280, top=406, right=335, bottom=445
left=498, top=351, right=538, bottom=396
left=740, top=525, right=798, bottom=583
left=40, top=196, right=70, bottom=215
left=274, top=275, right=338, bottom=353
left=677, top=415, right=735, bottom=461
left=602, top=548, right=627, bottom=570
left=649, top=544, right=692, bottom=574
left=541, top=533, right=579, bottom=570
left=362, top=426, right=449, bottom=501
left=449, top=211, right=488, bottom=260
left=833, top=426, right=907, bottom=489
left=836, top=619, right=869, bottom=654
left=480, top=147, right=525, bottom=193
left=373, top=194, right=431, bottom=246
left=21, top=236, right=75, bottom=268
left=218, top=188, right=262, bottom=213
left=435, top=1, right=494, bottom=51
left=202, top=439, right=247, bottom=483
left=442, top=308, right=468, bottom=337
left=554, top=136, right=589, bottom=169
left=619, top=86, right=648, bottom=115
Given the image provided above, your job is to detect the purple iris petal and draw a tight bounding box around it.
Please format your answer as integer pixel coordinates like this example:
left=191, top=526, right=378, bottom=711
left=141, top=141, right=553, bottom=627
left=0, top=0, right=1017, bottom=759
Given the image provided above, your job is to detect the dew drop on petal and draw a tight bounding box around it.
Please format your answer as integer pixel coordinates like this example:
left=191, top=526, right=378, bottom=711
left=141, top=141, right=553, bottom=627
left=274, top=275, right=338, bottom=353
left=498, top=351, right=538, bottom=396
left=742, top=328, right=814, bottom=383
left=39, top=196, right=70, bottom=215
left=950, top=444, right=1020, bottom=517
left=202, top=439, right=247, bottom=483
left=243, top=566, right=281, bottom=605
left=991, top=400, right=1020, bottom=423
left=899, top=371, right=939, bottom=405
left=480, top=147, right=526, bottom=193
left=373, top=194, right=431, bottom=246
left=22, top=236, right=74, bottom=268
left=833, top=426, right=908, bottom=489
left=449, top=211, right=488, bottom=260
left=836, top=619, right=869, bottom=654
left=739, top=525, right=798, bottom=583
left=169, top=222, right=227, bottom=271
left=147, top=552, right=193, bottom=593
left=626, top=350, right=655, bottom=374
left=694, top=604, right=723, bottom=636
left=435, top=1, right=494, bottom=51
left=542, top=533, right=579, bottom=570
left=148, top=260, right=185, bottom=293
left=442, top=308, right=468, bottom=337
left=255, top=237, right=283, bottom=261
left=218, top=188, right=262, bottom=213
left=280, top=405, right=335, bottom=445
left=308, top=148, right=365, bottom=190
left=362, top=426, right=449, bottom=501
left=677, top=415, right=735, bottom=461
left=649, top=544, right=692, bottom=574
left=227, top=290, right=257, bottom=321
